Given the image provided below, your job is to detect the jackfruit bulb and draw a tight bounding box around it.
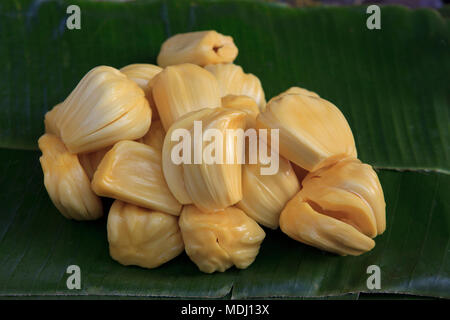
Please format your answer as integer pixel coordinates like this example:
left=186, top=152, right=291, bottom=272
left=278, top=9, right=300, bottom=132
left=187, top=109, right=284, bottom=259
left=152, top=63, right=221, bottom=131
left=137, top=119, right=165, bottom=152
left=221, top=94, right=260, bottom=129
left=50, top=66, right=151, bottom=154
left=91, top=140, right=182, bottom=216
left=280, top=158, right=385, bottom=256
left=257, top=93, right=357, bottom=172
left=205, top=63, right=266, bottom=111
left=179, top=205, right=265, bottom=273
left=108, top=200, right=184, bottom=269
left=237, top=153, right=300, bottom=229
left=120, top=63, right=162, bottom=96
left=38, top=133, right=103, bottom=220
left=162, top=108, right=246, bottom=212
left=268, top=86, right=319, bottom=105
left=157, top=30, right=238, bottom=67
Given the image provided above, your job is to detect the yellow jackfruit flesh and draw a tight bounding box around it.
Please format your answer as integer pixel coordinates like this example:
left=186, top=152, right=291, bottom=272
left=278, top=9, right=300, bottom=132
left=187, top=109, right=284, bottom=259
left=91, top=140, right=182, bottom=216
left=302, top=158, right=386, bottom=235
left=257, top=94, right=357, bottom=172
left=280, top=193, right=375, bottom=256
left=78, top=146, right=111, bottom=180
left=38, top=134, right=103, bottom=220
left=162, top=108, right=246, bottom=212
left=108, top=200, right=184, bottom=269
left=179, top=205, right=265, bottom=273
left=145, top=76, right=161, bottom=120
left=237, top=154, right=300, bottom=229
left=120, top=63, right=162, bottom=121
left=221, top=94, right=260, bottom=128
left=157, top=30, right=238, bottom=67
left=205, top=63, right=266, bottom=111
left=183, top=109, right=246, bottom=212
left=137, top=119, right=165, bottom=152
left=152, top=63, right=222, bottom=131
left=44, top=102, right=63, bottom=136
left=268, top=86, right=319, bottom=104
left=282, top=86, right=320, bottom=98
left=162, top=110, right=210, bottom=205
left=120, top=63, right=162, bottom=96
left=279, top=158, right=385, bottom=255
left=53, top=66, right=151, bottom=154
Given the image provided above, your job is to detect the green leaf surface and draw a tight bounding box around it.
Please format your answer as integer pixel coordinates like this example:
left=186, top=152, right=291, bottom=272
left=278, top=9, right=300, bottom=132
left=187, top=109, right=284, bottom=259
left=0, top=0, right=448, bottom=298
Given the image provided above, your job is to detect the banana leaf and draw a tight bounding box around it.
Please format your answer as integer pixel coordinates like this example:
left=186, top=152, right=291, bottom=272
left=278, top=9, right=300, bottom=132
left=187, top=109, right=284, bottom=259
left=0, top=0, right=448, bottom=298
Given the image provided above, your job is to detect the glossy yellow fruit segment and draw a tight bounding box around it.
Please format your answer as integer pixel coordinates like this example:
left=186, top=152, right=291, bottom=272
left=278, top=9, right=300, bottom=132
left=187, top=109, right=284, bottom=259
left=162, top=108, right=246, bottom=212
left=237, top=154, right=300, bottom=229
left=44, top=102, right=63, bottom=136
left=280, top=193, right=375, bottom=256
left=157, top=30, right=238, bottom=67
left=78, top=146, right=111, bottom=180
left=120, top=63, right=162, bottom=96
left=257, top=94, right=357, bottom=172
left=183, top=108, right=246, bottom=212
left=108, top=200, right=184, bottom=269
left=268, top=86, right=319, bottom=104
left=91, top=140, right=182, bottom=216
left=302, top=158, right=386, bottom=235
left=179, top=205, right=265, bottom=273
left=53, top=66, right=151, bottom=153
left=221, top=94, right=260, bottom=128
left=279, top=158, right=385, bottom=255
left=38, top=134, right=103, bottom=220
left=137, top=119, right=165, bottom=152
left=152, top=63, right=221, bottom=131
left=162, top=110, right=211, bottom=205
left=120, top=64, right=162, bottom=121
left=205, top=63, right=266, bottom=111
left=145, top=76, right=160, bottom=120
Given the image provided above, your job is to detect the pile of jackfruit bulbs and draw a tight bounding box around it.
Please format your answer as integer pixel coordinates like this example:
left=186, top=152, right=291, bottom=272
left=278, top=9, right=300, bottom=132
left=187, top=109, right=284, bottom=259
left=38, top=31, right=385, bottom=273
